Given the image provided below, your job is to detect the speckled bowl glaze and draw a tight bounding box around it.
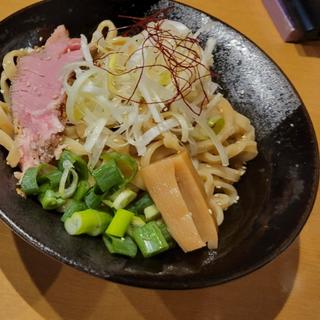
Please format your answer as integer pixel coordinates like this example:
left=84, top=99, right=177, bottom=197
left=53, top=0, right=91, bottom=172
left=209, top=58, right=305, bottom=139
left=0, top=0, right=318, bottom=289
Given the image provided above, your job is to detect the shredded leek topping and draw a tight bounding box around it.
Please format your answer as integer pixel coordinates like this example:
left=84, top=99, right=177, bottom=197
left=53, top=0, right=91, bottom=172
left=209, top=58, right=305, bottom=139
left=63, top=19, right=227, bottom=166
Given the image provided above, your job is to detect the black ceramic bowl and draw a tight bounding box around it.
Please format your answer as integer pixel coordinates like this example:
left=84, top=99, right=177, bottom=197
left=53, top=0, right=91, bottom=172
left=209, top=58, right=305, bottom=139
left=0, top=0, right=318, bottom=289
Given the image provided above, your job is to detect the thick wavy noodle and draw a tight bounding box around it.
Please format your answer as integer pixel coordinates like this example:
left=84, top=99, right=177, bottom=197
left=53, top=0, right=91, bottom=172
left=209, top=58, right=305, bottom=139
left=0, top=49, right=29, bottom=166
left=1, top=49, right=29, bottom=103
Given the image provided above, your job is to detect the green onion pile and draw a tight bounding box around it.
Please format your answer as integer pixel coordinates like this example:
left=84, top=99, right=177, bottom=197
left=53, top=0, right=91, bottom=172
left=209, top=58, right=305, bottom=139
left=21, top=150, right=174, bottom=258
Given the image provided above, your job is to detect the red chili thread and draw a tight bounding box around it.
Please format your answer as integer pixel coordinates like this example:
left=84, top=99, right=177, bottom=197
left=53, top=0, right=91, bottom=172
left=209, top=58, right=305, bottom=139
left=91, top=13, right=214, bottom=116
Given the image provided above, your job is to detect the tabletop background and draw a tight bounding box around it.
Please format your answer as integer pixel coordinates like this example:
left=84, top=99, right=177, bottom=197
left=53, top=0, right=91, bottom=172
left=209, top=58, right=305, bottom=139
left=0, top=1, right=319, bottom=319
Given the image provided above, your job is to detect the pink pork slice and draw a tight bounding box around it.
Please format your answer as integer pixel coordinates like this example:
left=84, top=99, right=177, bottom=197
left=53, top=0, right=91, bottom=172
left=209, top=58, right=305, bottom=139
left=10, top=25, right=83, bottom=170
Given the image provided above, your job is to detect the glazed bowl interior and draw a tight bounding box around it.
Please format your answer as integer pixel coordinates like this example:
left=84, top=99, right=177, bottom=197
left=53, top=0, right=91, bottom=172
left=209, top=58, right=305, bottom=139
left=0, top=0, right=318, bottom=289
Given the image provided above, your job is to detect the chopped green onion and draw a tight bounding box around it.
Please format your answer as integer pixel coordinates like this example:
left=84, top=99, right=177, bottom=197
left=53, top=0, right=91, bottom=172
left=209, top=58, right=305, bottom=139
left=61, top=200, right=87, bottom=222
left=103, top=235, right=137, bottom=258
left=84, top=187, right=103, bottom=209
left=92, top=159, right=124, bottom=193
left=126, top=225, right=134, bottom=238
left=132, top=221, right=169, bottom=257
left=58, top=160, right=79, bottom=199
left=38, top=182, right=51, bottom=194
left=58, top=150, right=88, bottom=180
left=156, top=219, right=176, bottom=248
left=126, top=192, right=154, bottom=215
left=106, top=208, right=134, bottom=237
left=102, top=199, right=113, bottom=208
left=87, top=174, right=96, bottom=187
left=208, top=116, right=224, bottom=134
left=21, top=167, right=40, bottom=195
left=64, top=169, right=78, bottom=198
left=38, top=190, right=65, bottom=210
left=42, top=170, right=62, bottom=189
left=131, top=215, right=146, bottom=227
left=73, top=180, right=90, bottom=201
left=108, top=188, right=125, bottom=201
left=104, top=188, right=137, bottom=210
left=38, top=165, right=62, bottom=189
left=64, top=209, right=112, bottom=236
left=101, top=152, right=138, bottom=186
left=144, top=204, right=160, bottom=221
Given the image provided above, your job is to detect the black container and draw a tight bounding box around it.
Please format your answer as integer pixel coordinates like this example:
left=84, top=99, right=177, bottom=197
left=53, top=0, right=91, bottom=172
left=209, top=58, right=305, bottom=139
left=0, top=0, right=318, bottom=289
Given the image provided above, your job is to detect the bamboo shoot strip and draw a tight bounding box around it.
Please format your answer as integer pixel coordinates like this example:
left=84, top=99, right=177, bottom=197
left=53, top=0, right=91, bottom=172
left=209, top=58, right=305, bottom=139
left=141, top=157, right=205, bottom=252
left=173, top=151, right=218, bottom=249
